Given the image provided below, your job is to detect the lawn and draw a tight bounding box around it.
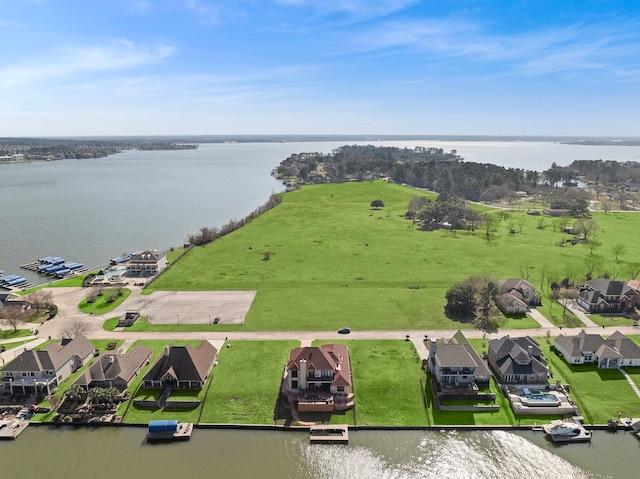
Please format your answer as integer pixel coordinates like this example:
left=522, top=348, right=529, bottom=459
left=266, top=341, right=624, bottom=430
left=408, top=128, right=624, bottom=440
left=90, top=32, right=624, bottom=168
left=588, top=314, right=635, bottom=327
left=313, top=339, right=427, bottom=426
left=78, top=288, right=131, bottom=314
left=0, top=329, right=32, bottom=340
left=200, top=340, right=298, bottom=424
left=147, top=181, right=640, bottom=331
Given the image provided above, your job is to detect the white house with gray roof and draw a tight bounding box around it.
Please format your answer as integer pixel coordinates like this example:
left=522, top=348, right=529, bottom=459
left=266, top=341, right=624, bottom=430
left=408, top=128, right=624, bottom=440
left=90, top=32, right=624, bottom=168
left=555, top=330, right=640, bottom=369
left=1, top=335, right=94, bottom=395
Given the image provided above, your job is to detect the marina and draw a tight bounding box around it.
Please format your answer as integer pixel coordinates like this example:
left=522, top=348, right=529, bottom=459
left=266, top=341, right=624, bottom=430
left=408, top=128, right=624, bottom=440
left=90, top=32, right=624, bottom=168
left=20, top=257, right=89, bottom=280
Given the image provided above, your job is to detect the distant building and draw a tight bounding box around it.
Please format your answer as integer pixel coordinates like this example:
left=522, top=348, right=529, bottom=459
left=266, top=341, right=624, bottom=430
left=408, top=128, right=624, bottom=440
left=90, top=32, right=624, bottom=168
left=495, top=279, right=540, bottom=315
left=125, top=250, right=167, bottom=278
left=577, top=278, right=637, bottom=313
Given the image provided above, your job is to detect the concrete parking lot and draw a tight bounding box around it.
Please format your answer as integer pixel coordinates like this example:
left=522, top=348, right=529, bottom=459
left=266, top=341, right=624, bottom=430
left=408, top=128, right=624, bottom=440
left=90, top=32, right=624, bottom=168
left=137, top=290, right=257, bottom=325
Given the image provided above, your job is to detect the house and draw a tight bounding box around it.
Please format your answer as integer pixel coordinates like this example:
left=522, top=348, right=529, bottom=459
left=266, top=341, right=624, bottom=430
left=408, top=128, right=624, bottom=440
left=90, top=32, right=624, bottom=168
left=282, top=344, right=354, bottom=412
left=495, top=279, right=539, bottom=315
left=118, top=311, right=141, bottom=327
left=0, top=335, right=94, bottom=395
left=73, top=344, right=152, bottom=391
left=142, top=341, right=217, bottom=390
left=125, top=250, right=167, bottom=278
left=555, top=330, right=640, bottom=369
left=577, top=278, right=638, bottom=313
left=0, top=293, right=31, bottom=314
left=487, top=336, right=548, bottom=385
left=428, top=331, right=491, bottom=387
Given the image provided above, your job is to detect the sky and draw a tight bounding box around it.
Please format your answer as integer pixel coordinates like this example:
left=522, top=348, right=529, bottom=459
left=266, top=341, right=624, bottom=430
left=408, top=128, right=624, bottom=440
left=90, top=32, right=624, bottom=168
left=1, top=0, right=640, bottom=137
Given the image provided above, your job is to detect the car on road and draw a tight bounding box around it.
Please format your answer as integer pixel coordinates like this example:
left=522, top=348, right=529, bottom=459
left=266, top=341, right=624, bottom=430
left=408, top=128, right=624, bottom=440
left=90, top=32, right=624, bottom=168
left=338, top=327, right=351, bottom=334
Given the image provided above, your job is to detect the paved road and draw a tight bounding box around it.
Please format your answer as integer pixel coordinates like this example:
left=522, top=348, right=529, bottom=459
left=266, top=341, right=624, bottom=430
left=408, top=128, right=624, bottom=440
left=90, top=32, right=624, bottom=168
left=6, top=286, right=639, bottom=351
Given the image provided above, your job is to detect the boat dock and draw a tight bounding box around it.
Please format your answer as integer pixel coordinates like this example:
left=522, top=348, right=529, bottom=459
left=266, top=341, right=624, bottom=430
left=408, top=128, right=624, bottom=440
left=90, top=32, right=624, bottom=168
left=309, top=424, right=349, bottom=444
left=146, top=420, right=193, bottom=441
left=0, top=419, right=29, bottom=440
left=20, top=257, right=89, bottom=279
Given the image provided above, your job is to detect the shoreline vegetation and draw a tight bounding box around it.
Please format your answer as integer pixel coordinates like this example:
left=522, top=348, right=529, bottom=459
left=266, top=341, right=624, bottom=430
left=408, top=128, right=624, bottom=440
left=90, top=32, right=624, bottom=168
left=5, top=142, right=640, bottom=430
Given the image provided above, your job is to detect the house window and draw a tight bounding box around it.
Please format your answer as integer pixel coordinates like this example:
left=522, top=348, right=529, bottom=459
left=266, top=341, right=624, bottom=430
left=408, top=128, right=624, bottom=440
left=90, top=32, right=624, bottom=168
left=337, top=386, right=344, bottom=392
left=291, top=370, right=297, bottom=378
left=292, top=380, right=298, bottom=389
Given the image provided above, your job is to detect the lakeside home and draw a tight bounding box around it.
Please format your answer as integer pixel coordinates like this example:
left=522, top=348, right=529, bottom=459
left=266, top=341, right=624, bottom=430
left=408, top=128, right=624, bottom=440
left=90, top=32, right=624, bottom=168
left=1, top=336, right=94, bottom=395
left=142, top=341, right=217, bottom=390
left=555, top=330, right=640, bottom=368
left=282, top=344, right=354, bottom=413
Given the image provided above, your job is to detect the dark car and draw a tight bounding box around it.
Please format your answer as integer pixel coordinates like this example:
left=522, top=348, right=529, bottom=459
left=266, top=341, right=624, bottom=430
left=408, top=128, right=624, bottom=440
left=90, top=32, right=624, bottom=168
left=338, top=327, right=351, bottom=334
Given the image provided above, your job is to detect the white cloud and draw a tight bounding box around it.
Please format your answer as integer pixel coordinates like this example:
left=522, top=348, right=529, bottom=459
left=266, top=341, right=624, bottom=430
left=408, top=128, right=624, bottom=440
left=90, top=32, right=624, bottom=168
left=0, top=40, right=176, bottom=89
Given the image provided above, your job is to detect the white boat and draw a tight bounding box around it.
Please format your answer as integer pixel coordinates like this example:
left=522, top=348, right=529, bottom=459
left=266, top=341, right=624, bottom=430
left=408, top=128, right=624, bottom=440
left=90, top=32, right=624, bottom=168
left=543, top=420, right=591, bottom=442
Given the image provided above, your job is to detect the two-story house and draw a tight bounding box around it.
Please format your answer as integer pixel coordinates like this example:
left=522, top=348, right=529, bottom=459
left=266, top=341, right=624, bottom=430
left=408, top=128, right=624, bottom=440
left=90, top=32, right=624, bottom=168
left=428, top=331, right=491, bottom=388
left=577, top=278, right=637, bottom=313
left=282, top=344, right=354, bottom=412
left=1, top=335, right=94, bottom=395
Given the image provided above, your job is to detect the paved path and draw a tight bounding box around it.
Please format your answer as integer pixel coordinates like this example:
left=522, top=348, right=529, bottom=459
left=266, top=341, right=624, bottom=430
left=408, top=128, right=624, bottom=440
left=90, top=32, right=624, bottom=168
left=619, top=368, right=640, bottom=400
left=561, top=300, right=598, bottom=328
left=411, top=337, right=430, bottom=361
left=528, top=307, right=555, bottom=329
left=24, top=286, right=640, bottom=346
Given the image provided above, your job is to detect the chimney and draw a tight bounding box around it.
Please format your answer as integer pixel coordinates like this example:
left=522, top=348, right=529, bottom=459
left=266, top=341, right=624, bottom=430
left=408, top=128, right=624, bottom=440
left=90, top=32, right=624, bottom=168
left=299, top=359, right=307, bottom=390
left=164, top=346, right=170, bottom=357
left=528, top=345, right=533, bottom=357
left=429, top=339, right=437, bottom=370
left=109, top=356, right=115, bottom=364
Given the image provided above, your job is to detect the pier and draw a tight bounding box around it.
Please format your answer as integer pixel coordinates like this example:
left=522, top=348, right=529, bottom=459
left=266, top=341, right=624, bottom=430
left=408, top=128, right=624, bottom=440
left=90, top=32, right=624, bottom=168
left=0, top=419, right=29, bottom=440
left=309, top=424, right=349, bottom=444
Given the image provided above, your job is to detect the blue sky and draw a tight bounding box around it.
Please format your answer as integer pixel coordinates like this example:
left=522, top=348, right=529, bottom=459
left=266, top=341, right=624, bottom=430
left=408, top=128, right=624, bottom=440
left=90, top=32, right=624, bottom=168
left=1, top=0, right=639, bottom=136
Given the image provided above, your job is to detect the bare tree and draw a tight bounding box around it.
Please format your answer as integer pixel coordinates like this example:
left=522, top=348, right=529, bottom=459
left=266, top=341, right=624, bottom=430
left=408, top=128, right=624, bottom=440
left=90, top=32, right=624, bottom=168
left=27, top=289, right=53, bottom=312
left=60, top=318, right=88, bottom=339
left=612, top=243, right=627, bottom=263
left=520, top=264, right=535, bottom=281
left=1, top=306, right=25, bottom=332
left=584, top=253, right=603, bottom=280
left=626, top=262, right=640, bottom=280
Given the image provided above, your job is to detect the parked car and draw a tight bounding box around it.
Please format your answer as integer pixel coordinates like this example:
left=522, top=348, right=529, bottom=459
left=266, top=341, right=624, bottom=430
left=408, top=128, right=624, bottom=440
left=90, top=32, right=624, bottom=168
left=338, top=327, right=351, bottom=334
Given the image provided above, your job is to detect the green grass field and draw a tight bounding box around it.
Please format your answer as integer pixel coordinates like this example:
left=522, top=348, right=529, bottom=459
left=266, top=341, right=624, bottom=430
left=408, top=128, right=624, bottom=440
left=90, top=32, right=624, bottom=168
left=78, top=288, right=131, bottom=314
left=200, top=340, right=298, bottom=424
left=147, top=181, right=640, bottom=331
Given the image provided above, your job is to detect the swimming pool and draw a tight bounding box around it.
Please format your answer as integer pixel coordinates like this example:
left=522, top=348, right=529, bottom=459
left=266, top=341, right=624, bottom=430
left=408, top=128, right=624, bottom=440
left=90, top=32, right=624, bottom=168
left=521, top=392, right=561, bottom=407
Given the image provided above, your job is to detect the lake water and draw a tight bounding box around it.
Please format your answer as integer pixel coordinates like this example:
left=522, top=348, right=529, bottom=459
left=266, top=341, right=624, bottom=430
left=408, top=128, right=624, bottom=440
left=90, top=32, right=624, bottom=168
left=3, top=426, right=640, bottom=479
left=3, top=139, right=640, bottom=476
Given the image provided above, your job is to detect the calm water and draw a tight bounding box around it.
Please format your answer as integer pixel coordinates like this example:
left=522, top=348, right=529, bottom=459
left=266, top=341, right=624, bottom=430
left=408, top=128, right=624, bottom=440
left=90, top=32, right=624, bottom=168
left=3, top=139, right=640, bottom=477
left=3, top=140, right=640, bottom=284
left=3, top=426, right=639, bottom=479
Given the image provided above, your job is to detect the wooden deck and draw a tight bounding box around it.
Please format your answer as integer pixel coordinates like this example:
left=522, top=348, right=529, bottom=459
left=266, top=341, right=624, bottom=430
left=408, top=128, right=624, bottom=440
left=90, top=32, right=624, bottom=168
left=0, top=419, right=29, bottom=440
left=309, top=424, right=349, bottom=444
